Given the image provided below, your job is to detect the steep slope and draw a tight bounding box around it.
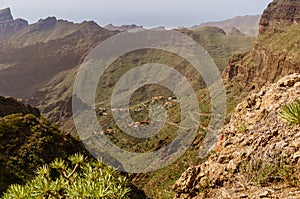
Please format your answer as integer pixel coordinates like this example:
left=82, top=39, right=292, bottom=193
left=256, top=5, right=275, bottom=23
left=173, top=74, right=300, bottom=199
left=259, top=0, right=300, bottom=34
left=192, top=15, right=261, bottom=36
left=223, top=0, right=300, bottom=112
left=0, top=17, right=115, bottom=99
left=0, top=97, right=86, bottom=194
left=174, top=0, right=300, bottom=198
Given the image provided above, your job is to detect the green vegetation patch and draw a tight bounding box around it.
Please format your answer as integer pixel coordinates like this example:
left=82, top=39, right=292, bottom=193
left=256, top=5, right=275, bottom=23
left=0, top=113, right=85, bottom=194
left=2, top=154, right=132, bottom=199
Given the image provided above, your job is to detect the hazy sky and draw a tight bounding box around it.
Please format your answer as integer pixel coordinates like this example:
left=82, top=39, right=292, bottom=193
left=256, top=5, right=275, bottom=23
left=0, top=0, right=272, bottom=28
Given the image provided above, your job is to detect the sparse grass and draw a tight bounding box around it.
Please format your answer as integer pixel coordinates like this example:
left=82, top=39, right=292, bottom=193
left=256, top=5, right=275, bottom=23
left=239, top=156, right=298, bottom=187
left=257, top=25, right=300, bottom=64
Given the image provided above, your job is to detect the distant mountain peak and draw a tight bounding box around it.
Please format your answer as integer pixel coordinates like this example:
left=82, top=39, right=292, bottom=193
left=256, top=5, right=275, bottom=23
left=0, top=7, right=13, bottom=22
left=36, top=16, right=57, bottom=30
left=0, top=7, right=28, bottom=40
left=104, top=23, right=143, bottom=32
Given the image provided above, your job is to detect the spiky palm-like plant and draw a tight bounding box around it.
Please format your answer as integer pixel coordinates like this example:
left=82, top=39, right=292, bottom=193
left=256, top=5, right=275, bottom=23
left=1, top=154, right=131, bottom=199
left=279, top=99, right=300, bottom=125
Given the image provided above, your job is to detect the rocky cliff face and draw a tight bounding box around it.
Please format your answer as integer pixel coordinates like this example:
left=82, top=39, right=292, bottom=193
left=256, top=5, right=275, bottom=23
left=259, top=0, right=300, bottom=34
left=0, top=8, right=28, bottom=40
left=173, top=74, right=300, bottom=199
left=0, top=8, right=13, bottom=21
left=223, top=0, right=300, bottom=91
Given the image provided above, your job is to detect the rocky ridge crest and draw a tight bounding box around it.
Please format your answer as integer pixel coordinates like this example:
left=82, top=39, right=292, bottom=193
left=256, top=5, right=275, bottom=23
left=0, top=8, right=28, bottom=40
left=259, top=0, right=300, bottom=34
left=223, top=0, right=300, bottom=93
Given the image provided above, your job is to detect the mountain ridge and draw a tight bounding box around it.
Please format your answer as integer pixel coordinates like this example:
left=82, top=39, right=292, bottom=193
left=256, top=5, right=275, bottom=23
left=191, top=15, right=261, bottom=36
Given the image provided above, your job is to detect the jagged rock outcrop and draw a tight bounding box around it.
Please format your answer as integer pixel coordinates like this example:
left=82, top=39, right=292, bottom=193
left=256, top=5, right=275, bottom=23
left=0, top=8, right=28, bottom=40
left=0, top=8, right=13, bottom=21
left=0, top=96, right=40, bottom=117
left=104, top=23, right=144, bottom=32
left=34, top=17, right=57, bottom=31
left=259, top=0, right=300, bottom=34
left=173, top=74, right=300, bottom=199
left=223, top=0, right=300, bottom=92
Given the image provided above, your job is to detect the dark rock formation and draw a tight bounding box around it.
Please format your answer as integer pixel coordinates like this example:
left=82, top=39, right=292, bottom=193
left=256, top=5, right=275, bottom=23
left=0, top=7, right=28, bottom=40
left=34, top=17, right=57, bottom=31
left=0, top=8, right=13, bottom=22
left=223, top=0, right=300, bottom=91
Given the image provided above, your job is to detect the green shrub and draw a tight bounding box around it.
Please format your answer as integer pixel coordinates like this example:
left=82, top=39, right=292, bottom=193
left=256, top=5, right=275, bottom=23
left=280, top=99, right=300, bottom=125
left=0, top=113, right=85, bottom=194
left=2, top=154, right=131, bottom=199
